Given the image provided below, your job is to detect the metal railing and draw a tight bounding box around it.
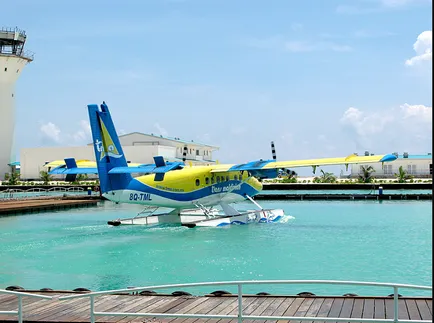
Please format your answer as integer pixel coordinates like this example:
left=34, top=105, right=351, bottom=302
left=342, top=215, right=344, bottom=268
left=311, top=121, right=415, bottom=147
left=0, top=289, right=52, bottom=323
left=58, top=280, right=433, bottom=323
left=0, top=187, right=93, bottom=200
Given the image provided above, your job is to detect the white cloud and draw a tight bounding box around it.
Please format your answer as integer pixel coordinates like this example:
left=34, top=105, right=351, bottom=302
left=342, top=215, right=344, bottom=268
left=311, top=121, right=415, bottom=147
left=340, top=104, right=432, bottom=152
left=405, top=31, right=432, bottom=66
left=340, top=107, right=394, bottom=137
left=40, top=122, right=61, bottom=143
left=154, top=122, right=169, bottom=137
left=400, top=103, right=432, bottom=121
left=39, top=120, right=93, bottom=145
left=72, top=120, right=91, bottom=142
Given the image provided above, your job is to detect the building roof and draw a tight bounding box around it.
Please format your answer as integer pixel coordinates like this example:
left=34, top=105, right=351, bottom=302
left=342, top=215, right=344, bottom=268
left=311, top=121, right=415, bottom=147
left=396, top=154, right=432, bottom=159
left=118, top=132, right=219, bottom=149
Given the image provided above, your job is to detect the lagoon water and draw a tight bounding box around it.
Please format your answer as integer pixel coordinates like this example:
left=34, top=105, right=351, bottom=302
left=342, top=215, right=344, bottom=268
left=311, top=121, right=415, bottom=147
left=0, top=200, right=431, bottom=296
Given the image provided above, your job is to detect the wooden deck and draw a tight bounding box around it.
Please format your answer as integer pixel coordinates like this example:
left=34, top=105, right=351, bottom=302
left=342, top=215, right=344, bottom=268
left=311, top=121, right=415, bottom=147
left=0, top=199, right=98, bottom=216
left=0, top=293, right=431, bottom=323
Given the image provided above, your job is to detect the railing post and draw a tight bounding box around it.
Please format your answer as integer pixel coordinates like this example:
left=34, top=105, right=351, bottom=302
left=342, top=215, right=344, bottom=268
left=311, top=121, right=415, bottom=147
left=393, top=286, right=399, bottom=323
left=17, top=294, right=23, bottom=323
left=237, top=284, right=243, bottom=323
left=90, top=295, right=95, bottom=323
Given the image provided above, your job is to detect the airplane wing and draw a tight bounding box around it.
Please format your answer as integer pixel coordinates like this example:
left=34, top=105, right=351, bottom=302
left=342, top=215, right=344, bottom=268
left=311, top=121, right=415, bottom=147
left=210, top=153, right=397, bottom=178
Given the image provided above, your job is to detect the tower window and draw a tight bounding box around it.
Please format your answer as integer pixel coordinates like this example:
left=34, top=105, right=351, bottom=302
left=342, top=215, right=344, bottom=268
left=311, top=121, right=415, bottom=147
left=4, top=68, right=7, bottom=72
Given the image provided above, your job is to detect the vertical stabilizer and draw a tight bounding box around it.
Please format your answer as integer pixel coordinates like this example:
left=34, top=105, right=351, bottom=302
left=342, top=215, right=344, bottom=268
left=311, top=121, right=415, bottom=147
left=88, top=102, right=132, bottom=193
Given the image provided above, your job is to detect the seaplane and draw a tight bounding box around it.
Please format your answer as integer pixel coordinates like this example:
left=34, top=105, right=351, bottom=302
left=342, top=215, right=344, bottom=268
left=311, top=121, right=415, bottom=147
left=48, top=102, right=397, bottom=227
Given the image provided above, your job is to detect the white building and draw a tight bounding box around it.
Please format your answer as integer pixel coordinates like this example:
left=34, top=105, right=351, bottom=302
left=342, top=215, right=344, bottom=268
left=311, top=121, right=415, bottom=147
left=0, top=27, right=33, bottom=180
left=350, top=152, right=432, bottom=179
left=19, top=132, right=219, bottom=180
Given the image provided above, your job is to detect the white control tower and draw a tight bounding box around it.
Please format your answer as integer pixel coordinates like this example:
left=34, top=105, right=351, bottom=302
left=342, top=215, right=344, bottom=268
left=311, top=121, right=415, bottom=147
left=0, top=27, right=33, bottom=180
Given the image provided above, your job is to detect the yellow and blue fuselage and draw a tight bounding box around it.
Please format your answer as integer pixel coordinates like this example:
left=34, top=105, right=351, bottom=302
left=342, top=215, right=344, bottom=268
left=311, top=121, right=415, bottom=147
left=104, top=165, right=262, bottom=208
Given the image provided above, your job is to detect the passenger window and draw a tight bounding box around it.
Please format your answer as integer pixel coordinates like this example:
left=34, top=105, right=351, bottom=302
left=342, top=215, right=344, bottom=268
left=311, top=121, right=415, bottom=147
left=234, top=175, right=238, bottom=181
left=195, top=179, right=200, bottom=186
left=211, top=177, right=215, bottom=184
left=205, top=177, right=210, bottom=185
left=226, top=176, right=229, bottom=182
left=217, top=176, right=220, bottom=183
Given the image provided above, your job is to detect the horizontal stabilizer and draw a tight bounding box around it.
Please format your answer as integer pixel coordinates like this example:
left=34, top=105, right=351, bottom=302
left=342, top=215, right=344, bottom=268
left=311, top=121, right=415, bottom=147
left=50, top=167, right=99, bottom=175
left=107, top=161, right=184, bottom=175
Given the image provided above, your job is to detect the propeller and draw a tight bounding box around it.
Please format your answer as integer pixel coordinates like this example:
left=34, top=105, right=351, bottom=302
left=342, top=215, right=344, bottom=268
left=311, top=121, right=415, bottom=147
left=271, top=141, right=296, bottom=178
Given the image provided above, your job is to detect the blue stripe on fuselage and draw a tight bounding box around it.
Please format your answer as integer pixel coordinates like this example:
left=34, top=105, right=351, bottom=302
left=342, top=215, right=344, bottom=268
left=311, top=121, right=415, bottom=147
left=127, top=180, right=259, bottom=201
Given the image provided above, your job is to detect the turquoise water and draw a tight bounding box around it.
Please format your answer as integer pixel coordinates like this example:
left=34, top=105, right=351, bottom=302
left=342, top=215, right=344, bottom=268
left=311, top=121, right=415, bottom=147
left=0, top=200, right=431, bottom=296
left=261, top=189, right=432, bottom=195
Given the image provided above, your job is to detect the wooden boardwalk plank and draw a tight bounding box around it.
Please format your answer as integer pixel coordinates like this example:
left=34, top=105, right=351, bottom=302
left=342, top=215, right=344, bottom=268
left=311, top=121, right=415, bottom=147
left=426, top=299, right=432, bottom=315
left=292, top=298, right=315, bottom=323
left=328, top=298, right=344, bottom=322
left=201, top=296, right=244, bottom=323
left=374, top=299, right=385, bottom=319
left=303, top=298, right=325, bottom=323
left=243, top=297, right=278, bottom=323
left=191, top=297, right=237, bottom=323
left=415, top=299, right=432, bottom=320
left=264, top=297, right=297, bottom=323
left=314, top=298, right=334, bottom=323
left=253, top=297, right=286, bottom=323
left=97, top=295, right=163, bottom=323
left=406, top=299, right=422, bottom=321
left=339, top=298, right=354, bottom=323
left=216, top=296, right=259, bottom=323
left=277, top=297, right=304, bottom=323
left=0, top=293, right=432, bottom=323
left=398, top=299, right=410, bottom=320
left=362, top=299, right=374, bottom=319
left=384, top=299, right=394, bottom=320
left=169, top=297, right=227, bottom=323
left=349, top=299, right=364, bottom=320
left=125, top=296, right=185, bottom=323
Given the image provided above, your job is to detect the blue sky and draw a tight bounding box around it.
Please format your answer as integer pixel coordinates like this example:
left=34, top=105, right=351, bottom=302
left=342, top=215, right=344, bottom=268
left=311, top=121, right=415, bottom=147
left=3, top=0, right=432, bottom=175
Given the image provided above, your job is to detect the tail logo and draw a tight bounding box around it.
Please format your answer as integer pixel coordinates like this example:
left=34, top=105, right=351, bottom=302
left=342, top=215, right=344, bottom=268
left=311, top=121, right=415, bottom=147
left=96, top=117, right=123, bottom=161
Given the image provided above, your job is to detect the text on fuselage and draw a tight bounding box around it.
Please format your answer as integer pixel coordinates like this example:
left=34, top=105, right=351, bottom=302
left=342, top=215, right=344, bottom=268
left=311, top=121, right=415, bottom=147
left=211, top=183, right=242, bottom=194
left=129, top=193, right=152, bottom=201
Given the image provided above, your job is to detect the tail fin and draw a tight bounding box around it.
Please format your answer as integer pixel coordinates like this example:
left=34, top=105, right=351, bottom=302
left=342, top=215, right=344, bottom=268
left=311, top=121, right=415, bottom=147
left=88, top=102, right=132, bottom=193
